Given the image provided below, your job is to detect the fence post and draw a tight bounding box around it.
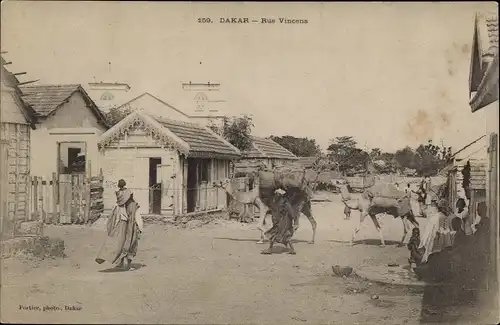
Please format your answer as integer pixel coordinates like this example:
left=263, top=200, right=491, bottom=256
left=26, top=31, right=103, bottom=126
left=52, top=172, right=58, bottom=224
left=41, top=176, right=48, bottom=224
left=32, top=176, right=38, bottom=222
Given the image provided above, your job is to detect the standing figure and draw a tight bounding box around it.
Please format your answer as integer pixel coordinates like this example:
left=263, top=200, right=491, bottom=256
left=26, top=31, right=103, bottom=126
left=261, top=189, right=297, bottom=255
left=418, top=198, right=454, bottom=264
left=455, top=198, right=473, bottom=236
left=343, top=205, right=351, bottom=220
left=407, top=227, right=425, bottom=268
left=96, top=179, right=143, bottom=270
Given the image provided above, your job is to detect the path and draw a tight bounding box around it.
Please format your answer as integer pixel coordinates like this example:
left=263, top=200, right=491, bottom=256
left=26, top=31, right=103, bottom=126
left=2, top=194, right=426, bottom=324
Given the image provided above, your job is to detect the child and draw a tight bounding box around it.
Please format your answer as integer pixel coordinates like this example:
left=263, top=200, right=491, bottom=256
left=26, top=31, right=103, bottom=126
left=407, top=227, right=425, bottom=268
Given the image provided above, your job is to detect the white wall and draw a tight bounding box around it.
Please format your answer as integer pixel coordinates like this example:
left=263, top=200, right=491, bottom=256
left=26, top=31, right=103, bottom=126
left=100, top=145, right=179, bottom=216
left=30, top=92, right=107, bottom=178
left=31, top=129, right=103, bottom=178
left=121, top=94, right=190, bottom=122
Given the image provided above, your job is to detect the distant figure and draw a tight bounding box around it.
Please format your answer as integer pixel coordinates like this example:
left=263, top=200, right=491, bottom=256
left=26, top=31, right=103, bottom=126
left=96, top=179, right=144, bottom=270
left=395, top=182, right=400, bottom=190
left=261, top=189, right=297, bottom=255
left=423, top=176, right=432, bottom=206
left=405, top=183, right=411, bottom=194
left=455, top=198, right=473, bottom=236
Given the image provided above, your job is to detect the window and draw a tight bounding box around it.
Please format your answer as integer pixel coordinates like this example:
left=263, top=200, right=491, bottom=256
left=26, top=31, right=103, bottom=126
left=58, top=142, right=87, bottom=175
left=194, top=92, right=208, bottom=101
left=100, top=91, right=115, bottom=101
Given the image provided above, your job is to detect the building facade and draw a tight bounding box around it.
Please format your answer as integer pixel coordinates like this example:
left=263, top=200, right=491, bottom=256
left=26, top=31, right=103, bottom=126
left=0, top=55, right=36, bottom=235
left=20, top=84, right=109, bottom=178
left=98, top=110, right=241, bottom=217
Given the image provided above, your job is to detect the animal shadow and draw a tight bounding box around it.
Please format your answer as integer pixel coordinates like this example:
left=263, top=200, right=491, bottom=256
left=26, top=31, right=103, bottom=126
left=99, top=263, right=146, bottom=273
left=214, top=237, right=309, bottom=244
left=353, top=239, right=403, bottom=246
left=214, top=237, right=263, bottom=243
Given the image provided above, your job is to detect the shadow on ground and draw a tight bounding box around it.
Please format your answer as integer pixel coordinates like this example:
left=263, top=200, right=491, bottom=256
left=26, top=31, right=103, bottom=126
left=213, top=237, right=309, bottom=244
left=99, top=263, right=146, bottom=273
left=326, top=239, right=403, bottom=246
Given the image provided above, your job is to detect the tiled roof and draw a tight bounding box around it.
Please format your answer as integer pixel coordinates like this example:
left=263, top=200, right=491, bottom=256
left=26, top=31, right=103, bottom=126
left=470, top=13, right=499, bottom=111
left=152, top=115, right=241, bottom=159
left=243, top=136, right=298, bottom=160
left=20, top=84, right=81, bottom=116
left=477, top=13, right=498, bottom=58
left=19, top=84, right=109, bottom=126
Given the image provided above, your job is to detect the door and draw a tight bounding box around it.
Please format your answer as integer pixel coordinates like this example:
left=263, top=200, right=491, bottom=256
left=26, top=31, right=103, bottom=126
left=187, top=159, right=198, bottom=213
left=149, top=158, right=162, bottom=214
left=158, top=163, right=174, bottom=214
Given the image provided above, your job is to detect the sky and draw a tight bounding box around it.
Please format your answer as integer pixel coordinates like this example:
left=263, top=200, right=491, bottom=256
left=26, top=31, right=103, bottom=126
left=1, top=2, right=497, bottom=153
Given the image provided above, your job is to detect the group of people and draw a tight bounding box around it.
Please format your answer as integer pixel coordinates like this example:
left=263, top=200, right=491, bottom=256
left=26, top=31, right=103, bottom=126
left=95, top=179, right=298, bottom=270
left=407, top=190, right=489, bottom=290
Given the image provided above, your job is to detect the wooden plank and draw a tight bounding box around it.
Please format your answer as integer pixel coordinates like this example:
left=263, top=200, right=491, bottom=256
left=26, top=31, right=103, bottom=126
left=40, top=176, right=47, bottom=224
left=14, top=124, right=19, bottom=224
left=24, top=126, right=30, bottom=222
left=32, top=176, right=38, bottom=221
left=59, top=175, right=71, bottom=224
left=487, top=133, right=498, bottom=293
left=52, top=172, right=58, bottom=224
left=0, top=141, right=8, bottom=236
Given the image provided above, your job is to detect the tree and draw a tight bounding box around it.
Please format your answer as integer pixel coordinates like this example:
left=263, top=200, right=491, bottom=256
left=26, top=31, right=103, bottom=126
left=208, top=115, right=254, bottom=152
left=392, top=140, right=453, bottom=176
left=104, top=106, right=133, bottom=126
left=370, top=148, right=382, bottom=159
left=394, top=146, right=418, bottom=172
left=414, top=140, right=452, bottom=176
left=268, top=135, right=321, bottom=157
left=326, top=136, right=369, bottom=174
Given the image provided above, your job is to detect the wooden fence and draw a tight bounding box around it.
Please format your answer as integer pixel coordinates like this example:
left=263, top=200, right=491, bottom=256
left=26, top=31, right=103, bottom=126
left=30, top=169, right=104, bottom=225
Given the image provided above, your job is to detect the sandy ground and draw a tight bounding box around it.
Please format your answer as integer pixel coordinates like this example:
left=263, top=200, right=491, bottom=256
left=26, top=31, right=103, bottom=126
left=2, top=193, right=431, bottom=324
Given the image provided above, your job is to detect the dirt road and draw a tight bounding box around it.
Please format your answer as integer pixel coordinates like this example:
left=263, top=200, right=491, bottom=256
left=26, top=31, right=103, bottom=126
left=2, top=194, right=426, bottom=324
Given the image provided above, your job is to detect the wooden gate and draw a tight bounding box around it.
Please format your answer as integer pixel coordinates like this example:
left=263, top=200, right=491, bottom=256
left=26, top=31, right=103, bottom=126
left=31, top=169, right=104, bottom=224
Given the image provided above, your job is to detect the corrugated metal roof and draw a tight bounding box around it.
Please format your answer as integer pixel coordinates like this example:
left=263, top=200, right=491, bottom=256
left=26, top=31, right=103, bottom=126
left=243, top=136, right=298, bottom=160
left=152, top=115, right=241, bottom=159
left=1, top=54, right=37, bottom=126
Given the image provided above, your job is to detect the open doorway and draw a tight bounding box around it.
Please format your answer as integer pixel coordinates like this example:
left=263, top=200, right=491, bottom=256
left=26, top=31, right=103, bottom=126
left=186, top=159, right=198, bottom=213
left=149, top=158, right=162, bottom=214
left=57, top=142, right=87, bottom=175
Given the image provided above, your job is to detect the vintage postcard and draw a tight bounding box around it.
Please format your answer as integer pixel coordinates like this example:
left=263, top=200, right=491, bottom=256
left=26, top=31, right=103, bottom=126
left=1, top=1, right=499, bottom=324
